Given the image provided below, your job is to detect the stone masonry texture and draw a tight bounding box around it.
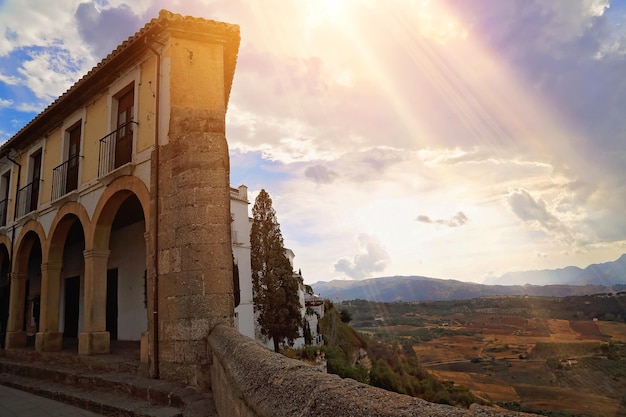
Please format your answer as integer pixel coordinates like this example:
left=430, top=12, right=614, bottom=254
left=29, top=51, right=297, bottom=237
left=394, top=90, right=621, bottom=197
left=208, top=325, right=536, bottom=417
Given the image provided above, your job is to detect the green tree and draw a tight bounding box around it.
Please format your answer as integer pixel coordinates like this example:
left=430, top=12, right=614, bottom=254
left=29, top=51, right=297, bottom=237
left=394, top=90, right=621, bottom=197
left=251, top=189, right=301, bottom=352
left=340, top=308, right=353, bottom=323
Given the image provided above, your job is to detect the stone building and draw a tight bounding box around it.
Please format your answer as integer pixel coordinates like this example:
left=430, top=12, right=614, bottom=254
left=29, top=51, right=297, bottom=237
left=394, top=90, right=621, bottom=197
left=0, top=10, right=240, bottom=385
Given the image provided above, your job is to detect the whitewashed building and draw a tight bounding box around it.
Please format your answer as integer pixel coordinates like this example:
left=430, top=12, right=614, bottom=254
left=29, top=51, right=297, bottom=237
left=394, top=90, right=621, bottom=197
left=230, top=185, right=254, bottom=340
left=230, top=186, right=322, bottom=349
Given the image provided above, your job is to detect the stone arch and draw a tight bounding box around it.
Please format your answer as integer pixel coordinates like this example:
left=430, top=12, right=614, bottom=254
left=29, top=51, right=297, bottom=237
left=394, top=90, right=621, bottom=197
left=92, top=176, right=150, bottom=250
left=45, top=202, right=91, bottom=264
left=0, top=240, right=10, bottom=349
left=0, top=235, right=11, bottom=258
left=13, top=220, right=46, bottom=272
left=5, top=220, right=45, bottom=348
left=37, top=202, right=91, bottom=351
left=79, top=175, right=150, bottom=355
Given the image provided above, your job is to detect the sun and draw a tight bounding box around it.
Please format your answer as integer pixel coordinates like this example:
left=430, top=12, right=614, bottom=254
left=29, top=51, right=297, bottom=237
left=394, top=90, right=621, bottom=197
left=305, top=0, right=348, bottom=26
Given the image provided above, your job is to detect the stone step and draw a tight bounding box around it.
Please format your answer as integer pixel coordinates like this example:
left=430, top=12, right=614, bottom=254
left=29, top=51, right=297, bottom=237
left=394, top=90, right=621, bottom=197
left=0, top=354, right=218, bottom=417
left=1, top=341, right=147, bottom=376
left=0, top=372, right=182, bottom=417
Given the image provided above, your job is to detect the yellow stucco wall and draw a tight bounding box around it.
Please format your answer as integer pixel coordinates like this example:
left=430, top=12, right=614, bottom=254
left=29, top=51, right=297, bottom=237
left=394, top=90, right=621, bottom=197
left=40, top=128, right=61, bottom=205
left=137, top=56, right=156, bottom=153
left=82, top=95, right=107, bottom=183
left=169, top=37, right=225, bottom=110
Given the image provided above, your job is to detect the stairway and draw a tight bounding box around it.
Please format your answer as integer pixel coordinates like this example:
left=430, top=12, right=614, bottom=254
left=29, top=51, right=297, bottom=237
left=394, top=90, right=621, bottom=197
left=0, top=342, right=218, bottom=417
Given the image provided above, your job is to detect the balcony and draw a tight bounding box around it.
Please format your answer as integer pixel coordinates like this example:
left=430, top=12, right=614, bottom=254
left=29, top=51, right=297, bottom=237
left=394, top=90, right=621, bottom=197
left=16, top=180, right=40, bottom=218
left=98, top=121, right=137, bottom=177
left=51, top=155, right=80, bottom=201
left=0, top=198, right=7, bottom=226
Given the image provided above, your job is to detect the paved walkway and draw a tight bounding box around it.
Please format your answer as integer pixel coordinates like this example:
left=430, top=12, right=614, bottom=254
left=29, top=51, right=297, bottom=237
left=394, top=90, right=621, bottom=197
left=0, top=385, right=103, bottom=417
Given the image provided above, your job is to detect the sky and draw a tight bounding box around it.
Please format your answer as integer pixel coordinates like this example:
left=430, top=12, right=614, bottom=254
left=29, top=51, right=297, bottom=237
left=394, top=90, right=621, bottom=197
left=1, top=1, right=626, bottom=285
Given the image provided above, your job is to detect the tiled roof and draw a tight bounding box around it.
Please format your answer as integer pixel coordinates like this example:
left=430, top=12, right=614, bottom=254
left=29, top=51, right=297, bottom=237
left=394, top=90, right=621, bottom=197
left=0, top=9, right=240, bottom=156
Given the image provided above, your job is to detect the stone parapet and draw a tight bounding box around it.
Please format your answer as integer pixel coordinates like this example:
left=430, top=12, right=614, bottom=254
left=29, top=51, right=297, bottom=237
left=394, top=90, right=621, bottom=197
left=207, top=325, right=534, bottom=417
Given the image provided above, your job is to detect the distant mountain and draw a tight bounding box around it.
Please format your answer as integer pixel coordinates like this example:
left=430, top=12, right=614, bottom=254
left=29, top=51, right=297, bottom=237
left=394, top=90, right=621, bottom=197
left=484, top=254, right=626, bottom=286
left=311, top=255, right=626, bottom=302
left=311, top=276, right=614, bottom=303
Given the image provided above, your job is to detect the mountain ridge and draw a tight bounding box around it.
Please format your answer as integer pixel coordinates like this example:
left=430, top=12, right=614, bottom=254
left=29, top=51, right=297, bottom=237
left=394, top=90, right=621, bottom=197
left=311, top=254, right=626, bottom=302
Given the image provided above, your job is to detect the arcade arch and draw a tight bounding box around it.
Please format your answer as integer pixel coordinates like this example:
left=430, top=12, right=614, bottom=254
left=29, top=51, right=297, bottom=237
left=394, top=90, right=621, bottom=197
left=5, top=221, right=45, bottom=348
left=84, top=176, right=150, bottom=355
left=36, top=206, right=89, bottom=352
left=0, top=242, right=10, bottom=349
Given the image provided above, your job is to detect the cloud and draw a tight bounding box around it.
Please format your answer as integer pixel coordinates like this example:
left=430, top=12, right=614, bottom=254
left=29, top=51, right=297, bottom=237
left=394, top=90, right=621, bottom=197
left=507, top=189, right=561, bottom=229
left=417, top=211, right=469, bottom=228
left=506, top=188, right=581, bottom=247
left=0, top=73, right=20, bottom=86
left=15, top=102, right=44, bottom=113
left=304, top=165, right=338, bottom=184
left=16, top=47, right=87, bottom=101
left=75, top=3, right=144, bottom=59
left=334, top=234, right=390, bottom=279
left=0, top=99, right=13, bottom=109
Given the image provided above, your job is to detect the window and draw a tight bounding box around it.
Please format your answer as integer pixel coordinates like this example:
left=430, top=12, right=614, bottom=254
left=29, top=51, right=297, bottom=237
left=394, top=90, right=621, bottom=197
left=0, top=171, right=10, bottom=226
left=114, top=85, right=134, bottom=168
left=99, top=83, right=135, bottom=177
left=66, top=122, right=81, bottom=192
left=53, top=122, right=81, bottom=200
left=17, top=149, right=42, bottom=216
left=28, top=149, right=42, bottom=212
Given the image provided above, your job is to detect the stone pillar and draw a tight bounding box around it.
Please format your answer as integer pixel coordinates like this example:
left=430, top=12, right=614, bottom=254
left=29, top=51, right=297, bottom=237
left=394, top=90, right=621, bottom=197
left=5, top=272, right=27, bottom=348
left=156, top=34, right=235, bottom=385
left=78, top=249, right=110, bottom=355
left=141, top=232, right=151, bottom=364
left=35, top=262, right=63, bottom=351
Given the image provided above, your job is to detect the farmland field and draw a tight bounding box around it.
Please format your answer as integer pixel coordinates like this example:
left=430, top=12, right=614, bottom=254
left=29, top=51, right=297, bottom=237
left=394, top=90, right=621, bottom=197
left=345, top=297, right=626, bottom=417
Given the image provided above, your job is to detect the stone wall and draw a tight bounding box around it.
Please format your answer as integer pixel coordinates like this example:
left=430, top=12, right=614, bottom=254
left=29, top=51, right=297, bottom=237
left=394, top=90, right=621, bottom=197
left=208, top=325, right=533, bottom=417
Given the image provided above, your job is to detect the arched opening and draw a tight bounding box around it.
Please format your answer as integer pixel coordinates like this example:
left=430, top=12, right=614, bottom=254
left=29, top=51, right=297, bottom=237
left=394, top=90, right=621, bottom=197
left=59, top=217, right=85, bottom=347
left=25, top=237, right=42, bottom=346
left=88, top=176, right=150, bottom=357
left=0, top=244, right=10, bottom=349
left=8, top=229, right=43, bottom=349
left=105, top=193, right=147, bottom=348
left=34, top=205, right=90, bottom=353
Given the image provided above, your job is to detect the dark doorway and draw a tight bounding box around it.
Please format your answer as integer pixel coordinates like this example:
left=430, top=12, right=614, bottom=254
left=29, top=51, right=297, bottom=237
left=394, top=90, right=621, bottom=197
left=0, top=250, right=9, bottom=349
left=106, top=269, right=118, bottom=341
left=63, top=276, right=80, bottom=338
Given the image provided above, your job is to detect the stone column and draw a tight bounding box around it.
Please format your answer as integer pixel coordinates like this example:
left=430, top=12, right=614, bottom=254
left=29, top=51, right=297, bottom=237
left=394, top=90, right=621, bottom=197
left=35, top=262, right=63, bottom=351
left=156, top=34, right=235, bottom=385
left=141, top=231, right=151, bottom=363
left=4, top=272, right=27, bottom=348
left=78, top=249, right=110, bottom=355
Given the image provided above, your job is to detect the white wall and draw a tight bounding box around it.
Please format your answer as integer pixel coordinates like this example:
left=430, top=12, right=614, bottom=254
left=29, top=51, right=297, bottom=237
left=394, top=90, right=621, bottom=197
left=231, top=186, right=312, bottom=350
left=108, top=221, right=147, bottom=341
left=231, top=187, right=255, bottom=340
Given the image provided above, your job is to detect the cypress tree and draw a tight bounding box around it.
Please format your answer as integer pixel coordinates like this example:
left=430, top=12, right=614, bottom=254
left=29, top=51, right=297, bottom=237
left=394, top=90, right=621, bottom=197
left=251, top=189, right=301, bottom=352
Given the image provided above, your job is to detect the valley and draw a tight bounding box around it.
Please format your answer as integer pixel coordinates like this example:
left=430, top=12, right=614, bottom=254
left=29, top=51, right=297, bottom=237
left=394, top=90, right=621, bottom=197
left=343, top=296, right=626, bottom=417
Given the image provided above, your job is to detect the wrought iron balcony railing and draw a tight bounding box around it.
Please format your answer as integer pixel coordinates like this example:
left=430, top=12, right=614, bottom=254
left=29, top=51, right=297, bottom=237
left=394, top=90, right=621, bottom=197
left=0, top=198, right=7, bottom=226
left=52, top=154, right=80, bottom=200
left=16, top=180, right=40, bottom=218
left=98, top=121, right=138, bottom=177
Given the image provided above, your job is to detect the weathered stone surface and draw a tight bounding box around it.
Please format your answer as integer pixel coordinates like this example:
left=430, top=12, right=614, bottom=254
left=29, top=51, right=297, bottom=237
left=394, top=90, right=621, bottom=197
left=156, top=35, right=235, bottom=387
left=35, top=332, right=63, bottom=352
left=208, top=325, right=536, bottom=417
